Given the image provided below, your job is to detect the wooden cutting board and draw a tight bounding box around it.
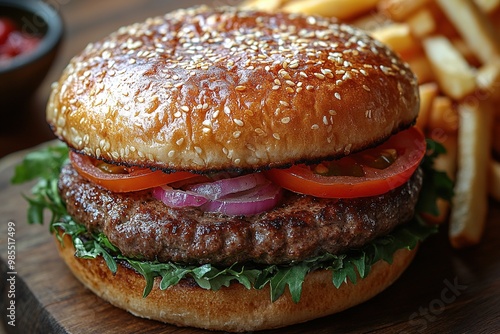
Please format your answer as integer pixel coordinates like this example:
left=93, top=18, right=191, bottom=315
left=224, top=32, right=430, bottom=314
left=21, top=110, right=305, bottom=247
left=1, top=145, right=499, bottom=334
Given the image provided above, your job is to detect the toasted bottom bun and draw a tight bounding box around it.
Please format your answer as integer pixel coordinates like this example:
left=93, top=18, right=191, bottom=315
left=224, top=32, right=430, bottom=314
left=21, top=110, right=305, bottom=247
left=56, top=233, right=417, bottom=332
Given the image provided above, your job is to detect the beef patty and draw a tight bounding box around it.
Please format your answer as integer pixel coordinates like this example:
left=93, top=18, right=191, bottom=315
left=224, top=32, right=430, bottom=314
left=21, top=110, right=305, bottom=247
left=59, top=164, right=423, bottom=266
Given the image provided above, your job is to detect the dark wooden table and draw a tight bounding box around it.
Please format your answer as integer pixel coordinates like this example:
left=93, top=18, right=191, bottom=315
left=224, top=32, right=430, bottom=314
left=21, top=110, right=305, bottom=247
left=1, top=1, right=499, bottom=333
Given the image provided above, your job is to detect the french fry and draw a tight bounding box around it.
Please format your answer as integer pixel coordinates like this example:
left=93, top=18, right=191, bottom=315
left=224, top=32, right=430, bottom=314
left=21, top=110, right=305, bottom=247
left=422, top=36, right=476, bottom=100
left=476, top=59, right=500, bottom=99
left=436, top=0, right=500, bottom=64
left=405, top=52, right=435, bottom=83
left=489, top=159, right=500, bottom=202
left=239, top=0, right=288, bottom=11
left=370, top=23, right=418, bottom=56
left=282, top=0, right=379, bottom=19
left=474, top=0, right=500, bottom=14
left=449, top=100, right=494, bottom=248
left=406, top=8, right=436, bottom=38
left=377, top=0, right=432, bottom=21
left=427, top=96, right=459, bottom=134
left=452, top=38, right=479, bottom=66
left=351, top=12, right=393, bottom=32
left=415, top=82, right=439, bottom=131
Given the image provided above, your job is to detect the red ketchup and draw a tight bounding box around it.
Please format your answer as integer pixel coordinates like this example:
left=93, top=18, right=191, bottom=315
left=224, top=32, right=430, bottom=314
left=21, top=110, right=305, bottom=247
left=0, top=17, right=41, bottom=64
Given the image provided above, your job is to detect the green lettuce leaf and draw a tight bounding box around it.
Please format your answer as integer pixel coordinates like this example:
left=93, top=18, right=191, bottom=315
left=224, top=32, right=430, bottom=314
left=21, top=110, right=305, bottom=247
left=12, top=139, right=451, bottom=303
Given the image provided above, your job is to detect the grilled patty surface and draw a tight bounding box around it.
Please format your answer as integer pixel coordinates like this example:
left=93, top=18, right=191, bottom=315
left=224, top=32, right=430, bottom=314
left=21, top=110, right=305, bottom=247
left=59, top=164, right=422, bottom=265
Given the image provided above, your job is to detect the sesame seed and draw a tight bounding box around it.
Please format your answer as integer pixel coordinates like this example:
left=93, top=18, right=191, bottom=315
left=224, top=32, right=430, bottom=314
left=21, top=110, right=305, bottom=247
left=235, top=85, right=246, bottom=91
left=334, top=92, right=341, bottom=100
left=273, top=133, right=281, bottom=140
left=380, top=65, right=392, bottom=75
left=286, top=87, right=295, bottom=93
left=279, top=100, right=290, bottom=107
left=285, top=80, right=295, bottom=86
left=311, top=124, right=319, bottom=130
left=342, top=72, right=352, bottom=80
left=314, top=73, right=325, bottom=80
left=234, top=119, right=244, bottom=126
left=181, top=105, right=189, bottom=112
left=279, top=70, right=291, bottom=80
left=233, top=131, right=241, bottom=138
left=272, top=85, right=280, bottom=90
left=299, top=71, right=308, bottom=78
left=281, top=117, right=291, bottom=124
left=306, top=85, right=314, bottom=91
left=255, top=128, right=265, bottom=136
left=176, top=138, right=184, bottom=146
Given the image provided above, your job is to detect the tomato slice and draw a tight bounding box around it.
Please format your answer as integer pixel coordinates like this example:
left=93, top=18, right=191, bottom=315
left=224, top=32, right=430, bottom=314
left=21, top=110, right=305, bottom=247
left=264, top=127, right=426, bottom=198
left=70, top=151, right=200, bottom=193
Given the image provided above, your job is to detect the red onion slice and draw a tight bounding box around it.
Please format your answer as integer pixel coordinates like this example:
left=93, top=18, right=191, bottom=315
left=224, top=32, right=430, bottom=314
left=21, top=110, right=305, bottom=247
left=186, top=173, right=268, bottom=200
left=152, top=173, right=283, bottom=215
left=152, top=186, right=208, bottom=207
left=200, top=181, right=283, bottom=216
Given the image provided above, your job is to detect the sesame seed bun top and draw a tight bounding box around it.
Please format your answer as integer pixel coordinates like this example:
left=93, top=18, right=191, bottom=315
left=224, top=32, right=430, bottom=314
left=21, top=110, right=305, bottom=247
left=46, top=6, right=419, bottom=172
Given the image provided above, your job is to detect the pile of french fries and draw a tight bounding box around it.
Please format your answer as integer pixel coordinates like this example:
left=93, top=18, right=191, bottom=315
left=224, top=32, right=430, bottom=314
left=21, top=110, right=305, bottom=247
left=241, top=0, right=500, bottom=248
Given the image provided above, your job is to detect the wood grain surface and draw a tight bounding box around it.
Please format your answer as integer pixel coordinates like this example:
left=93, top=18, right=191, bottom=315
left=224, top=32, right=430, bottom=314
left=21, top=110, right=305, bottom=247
left=1, top=1, right=499, bottom=333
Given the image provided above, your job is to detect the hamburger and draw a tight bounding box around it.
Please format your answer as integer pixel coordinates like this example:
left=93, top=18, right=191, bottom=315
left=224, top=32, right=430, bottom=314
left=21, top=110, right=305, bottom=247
left=22, top=5, right=444, bottom=332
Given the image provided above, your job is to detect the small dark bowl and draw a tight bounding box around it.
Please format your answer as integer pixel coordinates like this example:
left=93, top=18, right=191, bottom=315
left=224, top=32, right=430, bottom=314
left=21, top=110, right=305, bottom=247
left=0, top=0, right=63, bottom=111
